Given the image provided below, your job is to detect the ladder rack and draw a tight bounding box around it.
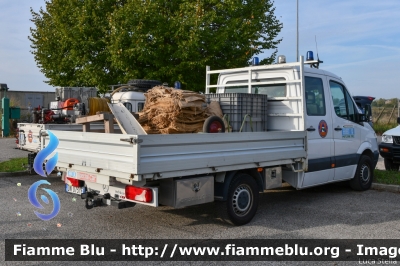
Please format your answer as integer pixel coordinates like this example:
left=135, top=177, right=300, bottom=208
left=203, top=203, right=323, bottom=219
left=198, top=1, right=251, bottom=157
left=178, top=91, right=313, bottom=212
left=205, top=56, right=306, bottom=131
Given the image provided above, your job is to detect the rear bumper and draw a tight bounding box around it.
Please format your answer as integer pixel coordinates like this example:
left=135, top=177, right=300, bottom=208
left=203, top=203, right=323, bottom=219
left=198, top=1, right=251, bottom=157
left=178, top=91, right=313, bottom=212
left=62, top=171, right=159, bottom=207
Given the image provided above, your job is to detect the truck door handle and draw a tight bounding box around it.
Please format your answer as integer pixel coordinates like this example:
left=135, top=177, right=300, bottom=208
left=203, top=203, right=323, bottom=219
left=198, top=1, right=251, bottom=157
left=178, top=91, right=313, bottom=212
left=335, top=126, right=342, bottom=131
left=306, top=127, right=315, bottom=132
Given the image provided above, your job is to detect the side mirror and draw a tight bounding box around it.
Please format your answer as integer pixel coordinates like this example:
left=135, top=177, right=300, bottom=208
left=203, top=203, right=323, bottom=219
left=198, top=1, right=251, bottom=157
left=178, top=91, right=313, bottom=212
left=356, top=104, right=371, bottom=123
left=397, top=117, right=400, bottom=125
left=358, top=113, right=367, bottom=123
left=363, top=105, right=372, bottom=122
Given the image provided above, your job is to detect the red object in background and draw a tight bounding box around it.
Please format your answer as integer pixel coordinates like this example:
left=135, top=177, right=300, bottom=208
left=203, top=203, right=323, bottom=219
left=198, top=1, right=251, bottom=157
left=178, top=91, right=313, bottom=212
left=15, top=128, right=19, bottom=144
left=43, top=110, right=55, bottom=124
left=63, top=98, right=80, bottom=110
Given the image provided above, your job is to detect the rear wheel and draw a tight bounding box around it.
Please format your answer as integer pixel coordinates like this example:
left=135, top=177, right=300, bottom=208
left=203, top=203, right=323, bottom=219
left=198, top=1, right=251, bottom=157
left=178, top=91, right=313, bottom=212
left=218, top=173, right=259, bottom=225
left=384, top=158, right=400, bottom=171
left=349, top=155, right=373, bottom=191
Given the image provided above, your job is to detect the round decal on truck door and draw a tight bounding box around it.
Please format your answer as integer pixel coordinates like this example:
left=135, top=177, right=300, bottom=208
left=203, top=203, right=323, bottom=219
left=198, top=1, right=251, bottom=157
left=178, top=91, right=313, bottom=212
left=318, top=120, right=328, bottom=138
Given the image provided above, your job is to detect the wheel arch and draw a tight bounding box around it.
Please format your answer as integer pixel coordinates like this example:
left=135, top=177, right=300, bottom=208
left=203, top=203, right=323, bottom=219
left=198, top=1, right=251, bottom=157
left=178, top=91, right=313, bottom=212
left=357, top=140, right=378, bottom=161
left=361, top=148, right=373, bottom=159
left=214, top=169, right=264, bottom=201
left=359, top=146, right=379, bottom=169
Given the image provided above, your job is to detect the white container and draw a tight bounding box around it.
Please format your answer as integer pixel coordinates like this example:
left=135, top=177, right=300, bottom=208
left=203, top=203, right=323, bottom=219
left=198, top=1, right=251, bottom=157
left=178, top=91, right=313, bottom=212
left=111, top=91, right=145, bottom=112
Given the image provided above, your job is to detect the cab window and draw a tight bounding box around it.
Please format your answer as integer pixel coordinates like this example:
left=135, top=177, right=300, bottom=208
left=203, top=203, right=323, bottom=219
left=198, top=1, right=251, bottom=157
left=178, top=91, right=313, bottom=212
left=329, top=81, right=356, bottom=122
left=305, top=76, right=326, bottom=116
left=224, top=78, right=286, bottom=97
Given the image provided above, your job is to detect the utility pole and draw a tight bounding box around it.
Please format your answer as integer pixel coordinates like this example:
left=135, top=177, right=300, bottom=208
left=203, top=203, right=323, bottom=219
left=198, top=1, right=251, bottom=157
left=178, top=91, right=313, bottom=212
left=296, top=0, right=299, bottom=62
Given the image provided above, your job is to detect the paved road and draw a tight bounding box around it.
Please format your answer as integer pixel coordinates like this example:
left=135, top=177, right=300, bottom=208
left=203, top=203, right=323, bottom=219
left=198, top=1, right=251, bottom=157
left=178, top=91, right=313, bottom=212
left=0, top=137, right=397, bottom=265
left=376, top=155, right=385, bottom=170
left=0, top=138, right=27, bottom=163
left=0, top=174, right=399, bottom=266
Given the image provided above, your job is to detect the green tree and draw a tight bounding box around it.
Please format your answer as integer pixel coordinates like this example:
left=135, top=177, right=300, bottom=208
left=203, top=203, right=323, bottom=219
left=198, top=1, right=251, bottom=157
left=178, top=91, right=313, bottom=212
left=373, top=98, right=386, bottom=108
left=29, top=0, right=124, bottom=91
left=30, top=0, right=282, bottom=93
left=388, top=98, right=398, bottom=107
left=109, top=0, right=282, bottom=91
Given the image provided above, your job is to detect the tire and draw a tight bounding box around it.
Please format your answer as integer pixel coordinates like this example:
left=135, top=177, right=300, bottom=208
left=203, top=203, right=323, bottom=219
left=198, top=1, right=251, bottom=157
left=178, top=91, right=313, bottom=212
left=349, top=155, right=373, bottom=191
left=218, top=173, right=259, bottom=225
left=203, top=116, right=225, bottom=133
left=127, top=79, right=162, bottom=89
left=384, top=158, right=400, bottom=171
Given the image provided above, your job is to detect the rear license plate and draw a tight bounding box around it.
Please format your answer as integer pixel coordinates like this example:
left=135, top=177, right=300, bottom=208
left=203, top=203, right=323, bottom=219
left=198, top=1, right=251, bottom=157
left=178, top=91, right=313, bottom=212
left=65, top=184, right=86, bottom=195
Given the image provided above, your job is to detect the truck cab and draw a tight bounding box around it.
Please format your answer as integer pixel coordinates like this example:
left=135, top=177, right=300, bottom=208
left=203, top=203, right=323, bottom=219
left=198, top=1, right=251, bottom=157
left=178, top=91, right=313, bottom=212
left=301, top=69, right=378, bottom=189
left=209, top=54, right=379, bottom=190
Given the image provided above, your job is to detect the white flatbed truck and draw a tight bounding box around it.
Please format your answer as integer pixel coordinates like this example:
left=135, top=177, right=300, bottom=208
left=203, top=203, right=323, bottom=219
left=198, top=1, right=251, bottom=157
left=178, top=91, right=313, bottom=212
left=38, top=55, right=378, bottom=225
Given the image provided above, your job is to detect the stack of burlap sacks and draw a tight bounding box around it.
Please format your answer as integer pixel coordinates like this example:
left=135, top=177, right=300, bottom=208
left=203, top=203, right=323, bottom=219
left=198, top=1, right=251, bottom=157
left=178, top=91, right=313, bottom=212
left=138, top=86, right=222, bottom=134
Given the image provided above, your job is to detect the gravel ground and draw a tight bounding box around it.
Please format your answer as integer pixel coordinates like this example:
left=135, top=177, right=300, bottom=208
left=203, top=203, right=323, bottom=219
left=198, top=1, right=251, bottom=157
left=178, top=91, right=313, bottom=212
left=0, top=138, right=28, bottom=163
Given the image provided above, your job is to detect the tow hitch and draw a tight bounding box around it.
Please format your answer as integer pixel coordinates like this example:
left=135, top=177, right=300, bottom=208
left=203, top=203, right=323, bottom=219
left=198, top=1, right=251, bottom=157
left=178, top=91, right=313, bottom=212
left=82, top=191, right=103, bottom=209
left=81, top=191, right=136, bottom=210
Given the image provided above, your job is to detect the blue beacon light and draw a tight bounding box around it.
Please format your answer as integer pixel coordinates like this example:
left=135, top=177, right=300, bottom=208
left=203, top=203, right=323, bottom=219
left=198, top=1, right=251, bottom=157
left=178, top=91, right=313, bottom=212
left=306, top=51, right=314, bottom=61
left=252, top=57, right=259, bottom=66
left=174, top=81, right=181, bottom=89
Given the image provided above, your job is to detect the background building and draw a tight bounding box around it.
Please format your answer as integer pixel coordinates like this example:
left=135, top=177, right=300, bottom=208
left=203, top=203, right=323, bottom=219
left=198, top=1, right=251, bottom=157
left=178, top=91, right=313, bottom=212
left=0, top=90, right=55, bottom=122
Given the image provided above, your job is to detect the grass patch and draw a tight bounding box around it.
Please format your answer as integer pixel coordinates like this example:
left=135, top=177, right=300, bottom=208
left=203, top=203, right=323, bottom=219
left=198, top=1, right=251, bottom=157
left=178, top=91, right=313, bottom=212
left=374, top=169, right=400, bottom=185
left=0, top=157, right=27, bottom=172
left=373, top=122, right=398, bottom=135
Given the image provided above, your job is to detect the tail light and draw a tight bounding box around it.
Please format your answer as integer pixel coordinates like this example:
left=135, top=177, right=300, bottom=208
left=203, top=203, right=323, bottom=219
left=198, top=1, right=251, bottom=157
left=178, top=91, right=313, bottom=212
left=125, top=185, right=153, bottom=203
left=67, top=178, right=84, bottom=187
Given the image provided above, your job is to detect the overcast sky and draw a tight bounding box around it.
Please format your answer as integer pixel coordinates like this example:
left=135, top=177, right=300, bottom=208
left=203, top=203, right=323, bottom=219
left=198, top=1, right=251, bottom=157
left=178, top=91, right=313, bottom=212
left=0, top=0, right=399, bottom=99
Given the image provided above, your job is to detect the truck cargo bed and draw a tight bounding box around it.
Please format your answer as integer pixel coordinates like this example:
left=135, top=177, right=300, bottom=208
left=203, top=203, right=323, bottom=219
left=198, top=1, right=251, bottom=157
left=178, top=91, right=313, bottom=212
left=17, top=123, right=121, bottom=152
left=46, top=130, right=307, bottom=181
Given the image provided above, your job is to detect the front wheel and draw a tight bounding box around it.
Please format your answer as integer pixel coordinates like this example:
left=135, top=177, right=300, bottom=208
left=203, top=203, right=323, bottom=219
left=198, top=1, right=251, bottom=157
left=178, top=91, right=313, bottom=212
left=384, top=158, right=400, bottom=171
left=349, top=155, right=373, bottom=191
left=218, top=173, right=259, bottom=225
